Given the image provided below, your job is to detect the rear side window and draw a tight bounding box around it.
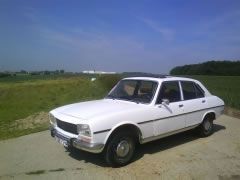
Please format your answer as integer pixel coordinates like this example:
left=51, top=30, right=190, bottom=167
left=157, top=81, right=181, bottom=103
left=181, top=81, right=204, bottom=100
left=194, top=83, right=205, bottom=98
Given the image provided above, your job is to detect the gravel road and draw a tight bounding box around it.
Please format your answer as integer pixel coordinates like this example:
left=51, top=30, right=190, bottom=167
left=0, top=115, right=240, bottom=180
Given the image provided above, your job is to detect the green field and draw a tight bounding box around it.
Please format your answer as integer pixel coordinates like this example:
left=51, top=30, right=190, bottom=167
left=0, top=74, right=239, bottom=140
left=0, top=74, right=121, bottom=140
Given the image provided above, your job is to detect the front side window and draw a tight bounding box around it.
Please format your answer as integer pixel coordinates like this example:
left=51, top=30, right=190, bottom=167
left=156, top=81, right=181, bottom=104
left=107, top=80, right=157, bottom=104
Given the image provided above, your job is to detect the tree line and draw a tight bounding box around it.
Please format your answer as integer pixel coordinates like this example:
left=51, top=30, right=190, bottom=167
left=170, top=61, right=240, bottom=76
left=0, top=69, right=65, bottom=78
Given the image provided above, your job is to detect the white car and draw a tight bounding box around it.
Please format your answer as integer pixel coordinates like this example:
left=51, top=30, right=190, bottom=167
left=49, top=75, right=224, bottom=166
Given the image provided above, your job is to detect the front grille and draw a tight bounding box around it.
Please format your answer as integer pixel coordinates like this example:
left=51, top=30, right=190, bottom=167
left=56, top=119, right=78, bottom=135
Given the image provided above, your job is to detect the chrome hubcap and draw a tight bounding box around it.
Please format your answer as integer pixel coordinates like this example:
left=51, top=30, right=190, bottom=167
left=204, top=121, right=211, bottom=131
left=116, top=140, right=130, bottom=157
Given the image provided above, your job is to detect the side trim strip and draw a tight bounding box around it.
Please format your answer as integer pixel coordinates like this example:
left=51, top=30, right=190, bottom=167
left=140, top=124, right=199, bottom=144
left=94, top=129, right=111, bottom=134
left=138, top=119, right=156, bottom=125
left=138, top=105, right=224, bottom=125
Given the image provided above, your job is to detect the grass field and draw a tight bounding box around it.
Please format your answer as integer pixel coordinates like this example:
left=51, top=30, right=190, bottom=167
left=0, top=74, right=239, bottom=140
left=0, top=74, right=121, bottom=140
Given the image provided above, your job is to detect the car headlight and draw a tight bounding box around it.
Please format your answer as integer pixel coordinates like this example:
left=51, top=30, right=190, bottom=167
left=77, top=124, right=91, bottom=137
left=49, top=113, right=56, bottom=126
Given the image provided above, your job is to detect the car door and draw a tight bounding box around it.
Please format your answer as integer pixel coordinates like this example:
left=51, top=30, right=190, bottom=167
left=180, top=81, right=206, bottom=127
left=153, top=81, right=185, bottom=136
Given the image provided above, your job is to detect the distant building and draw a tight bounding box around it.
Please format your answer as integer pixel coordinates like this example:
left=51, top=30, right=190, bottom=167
left=82, top=70, right=116, bottom=74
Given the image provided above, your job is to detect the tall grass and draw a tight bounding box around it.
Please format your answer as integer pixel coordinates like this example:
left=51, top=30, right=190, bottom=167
left=0, top=74, right=121, bottom=140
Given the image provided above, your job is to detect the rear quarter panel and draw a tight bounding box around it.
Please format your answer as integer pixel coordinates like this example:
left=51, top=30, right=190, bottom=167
left=204, top=95, right=225, bottom=120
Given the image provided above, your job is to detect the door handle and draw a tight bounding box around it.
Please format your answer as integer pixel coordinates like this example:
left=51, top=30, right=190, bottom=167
left=179, top=104, right=184, bottom=108
left=202, top=100, right=206, bottom=103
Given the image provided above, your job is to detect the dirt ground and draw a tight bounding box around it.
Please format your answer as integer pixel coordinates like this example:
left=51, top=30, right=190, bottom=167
left=0, top=115, right=240, bottom=180
left=11, top=112, right=49, bottom=130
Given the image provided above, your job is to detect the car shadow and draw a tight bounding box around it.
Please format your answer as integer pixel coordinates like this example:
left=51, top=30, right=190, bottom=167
left=67, top=123, right=226, bottom=167
left=132, top=124, right=226, bottom=162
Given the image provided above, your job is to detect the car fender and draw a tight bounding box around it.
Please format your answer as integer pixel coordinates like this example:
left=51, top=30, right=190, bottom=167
left=103, top=121, right=142, bottom=145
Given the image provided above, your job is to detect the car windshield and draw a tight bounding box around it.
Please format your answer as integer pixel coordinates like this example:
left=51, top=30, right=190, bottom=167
left=106, top=80, right=158, bottom=104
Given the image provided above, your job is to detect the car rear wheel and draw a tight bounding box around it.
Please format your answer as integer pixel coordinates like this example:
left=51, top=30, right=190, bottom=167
left=104, top=132, right=135, bottom=167
left=198, top=116, right=214, bottom=137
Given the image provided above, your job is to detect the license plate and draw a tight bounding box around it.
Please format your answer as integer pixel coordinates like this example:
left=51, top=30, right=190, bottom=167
left=55, top=136, right=68, bottom=147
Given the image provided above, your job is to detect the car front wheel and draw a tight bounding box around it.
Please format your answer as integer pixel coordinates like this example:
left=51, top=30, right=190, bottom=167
left=104, top=132, right=135, bottom=167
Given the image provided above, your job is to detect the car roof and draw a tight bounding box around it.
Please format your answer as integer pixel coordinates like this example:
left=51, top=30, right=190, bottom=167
left=122, top=75, right=211, bottom=96
left=123, top=76, right=198, bottom=83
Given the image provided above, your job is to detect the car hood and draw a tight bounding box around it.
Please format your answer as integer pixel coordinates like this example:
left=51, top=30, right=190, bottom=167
left=53, top=99, right=141, bottom=120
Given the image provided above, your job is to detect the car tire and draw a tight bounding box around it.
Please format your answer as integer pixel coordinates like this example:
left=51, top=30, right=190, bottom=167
left=104, top=131, right=136, bottom=167
left=64, top=145, right=75, bottom=152
left=198, top=116, right=214, bottom=137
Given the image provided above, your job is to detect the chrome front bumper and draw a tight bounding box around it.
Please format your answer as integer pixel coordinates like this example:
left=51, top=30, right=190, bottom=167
left=50, top=127, right=104, bottom=153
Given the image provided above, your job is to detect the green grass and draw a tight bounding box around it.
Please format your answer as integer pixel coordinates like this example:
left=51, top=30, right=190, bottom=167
left=0, top=74, right=239, bottom=140
left=0, top=74, right=121, bottom=140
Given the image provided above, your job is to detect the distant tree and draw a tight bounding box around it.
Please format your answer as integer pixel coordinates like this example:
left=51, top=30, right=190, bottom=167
left=55, top=70, right=60, bottom=74
left=30, top=72, right=40, bottom=75
left=20, top=70, right=27, bottom=74
left=60, top=69, right=65, bottom=74
left=44, top=71, right=50, bottom=75
left=170, top=60, right=240, bottom=76
left=0, top=72, right=11, bottom=78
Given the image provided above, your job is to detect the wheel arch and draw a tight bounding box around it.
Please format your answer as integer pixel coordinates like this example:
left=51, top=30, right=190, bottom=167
left=103, top=122, right=142, bottom=145
left=201, top=110, right=216, bottom=123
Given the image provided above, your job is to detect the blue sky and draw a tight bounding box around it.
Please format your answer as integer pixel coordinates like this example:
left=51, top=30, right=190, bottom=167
left=0, top=0, right=240, bottom=73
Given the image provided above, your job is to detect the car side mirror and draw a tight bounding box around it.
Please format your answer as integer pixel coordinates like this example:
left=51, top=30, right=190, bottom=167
left=161, top=99, right=170, bottom=106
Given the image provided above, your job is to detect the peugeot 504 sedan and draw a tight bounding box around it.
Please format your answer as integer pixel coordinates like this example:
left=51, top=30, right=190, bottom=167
left=50, top=75, right=224, bottom=166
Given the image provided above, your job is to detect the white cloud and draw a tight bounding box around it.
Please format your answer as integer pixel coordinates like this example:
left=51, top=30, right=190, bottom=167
left=141, top=18, right=175, bottom=42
